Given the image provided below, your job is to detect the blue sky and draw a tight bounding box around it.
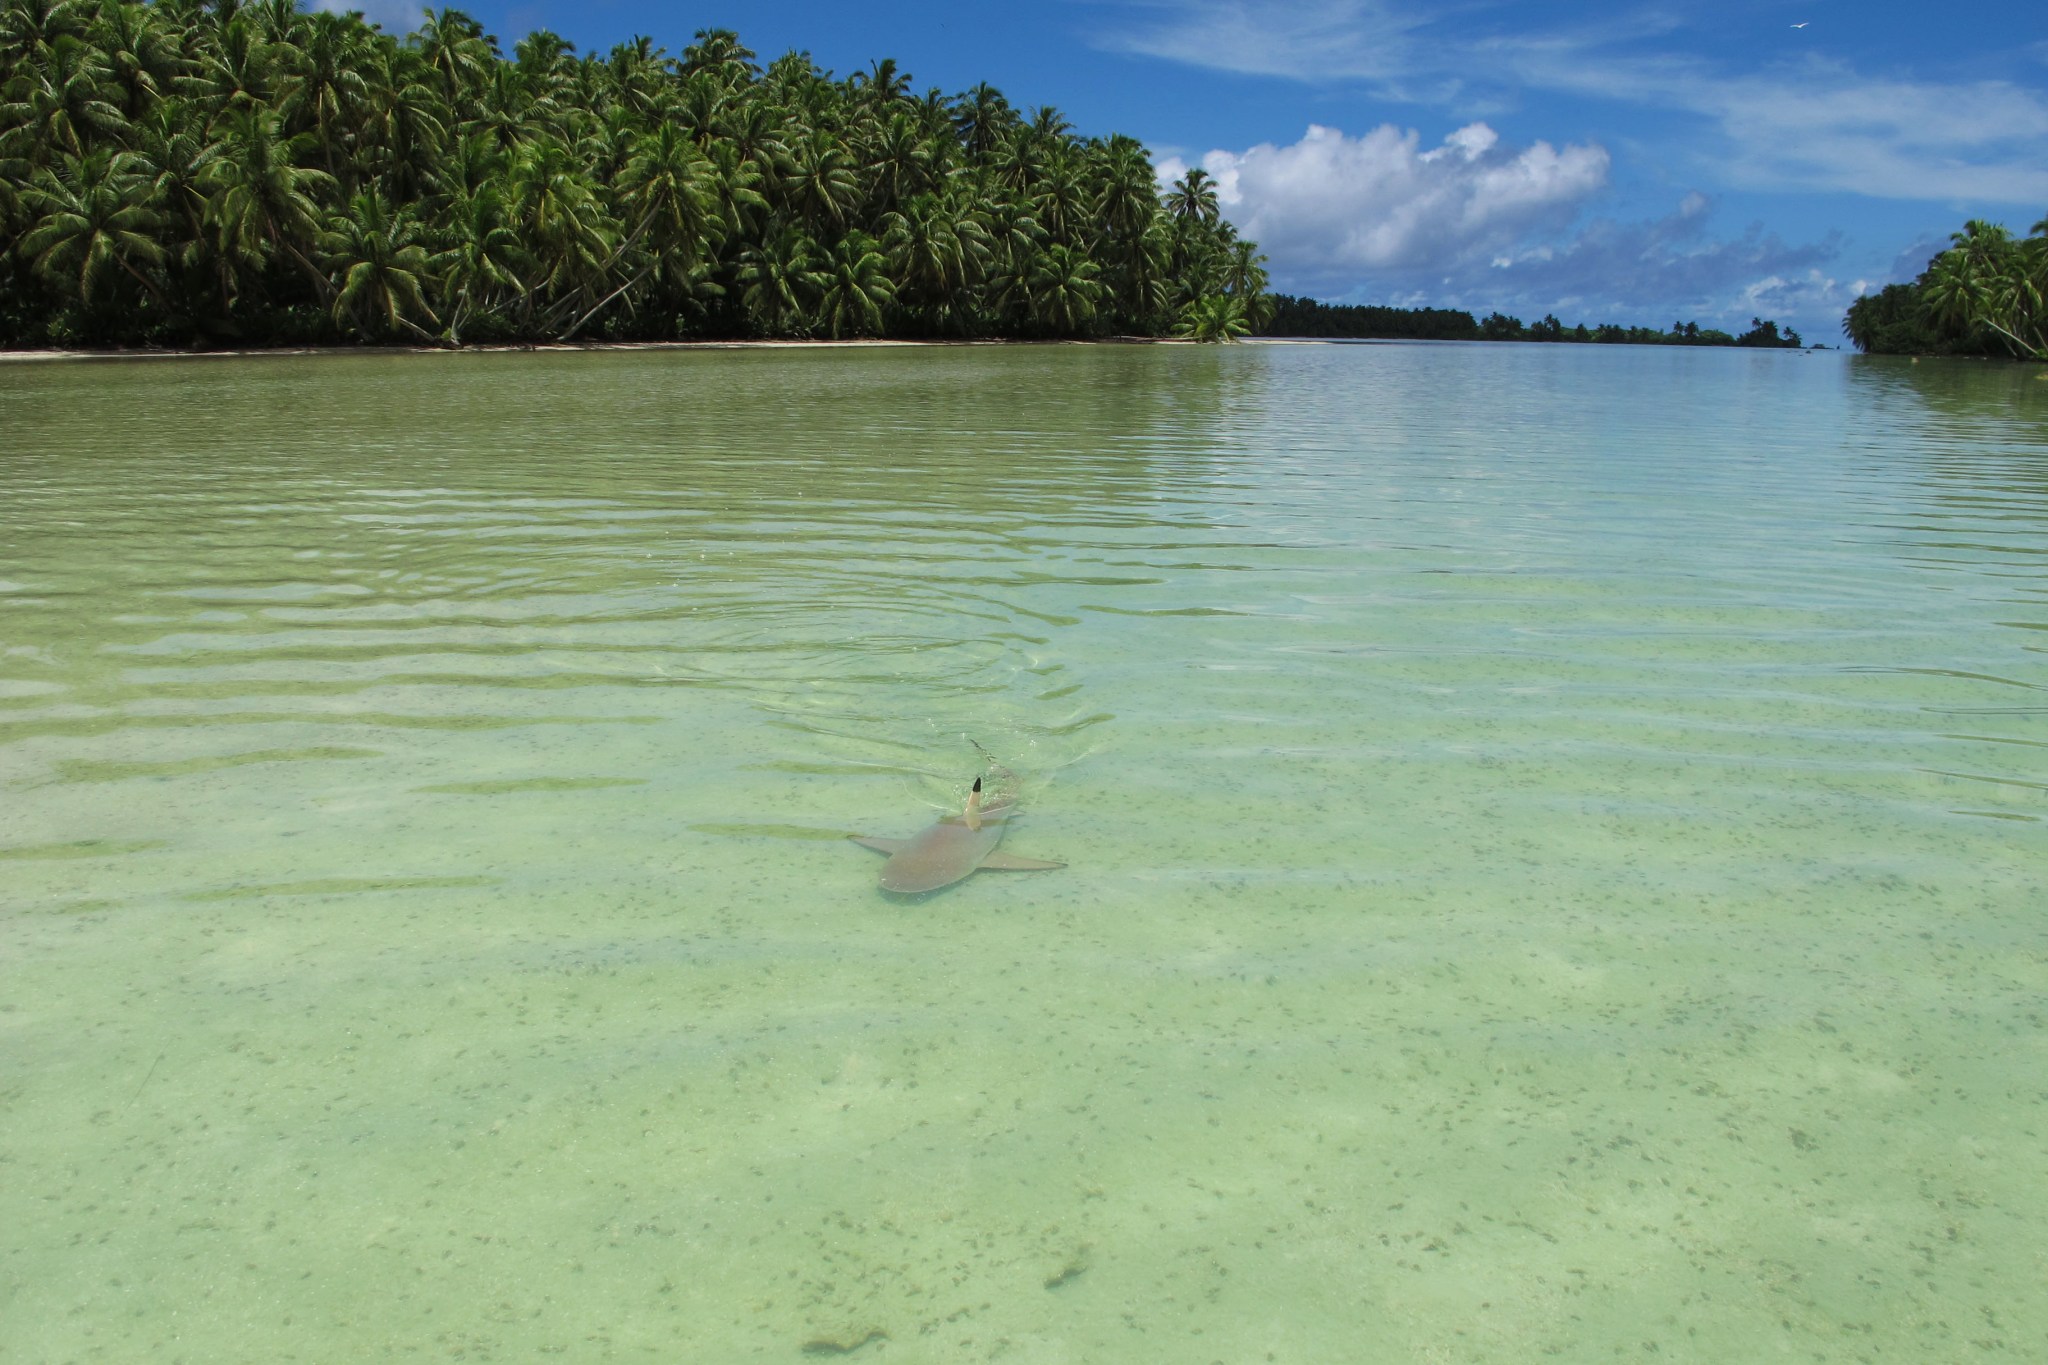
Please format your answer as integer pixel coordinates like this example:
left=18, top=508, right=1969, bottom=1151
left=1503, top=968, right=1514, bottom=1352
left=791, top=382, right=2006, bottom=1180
left=344, top=0, right=2048, bottom=338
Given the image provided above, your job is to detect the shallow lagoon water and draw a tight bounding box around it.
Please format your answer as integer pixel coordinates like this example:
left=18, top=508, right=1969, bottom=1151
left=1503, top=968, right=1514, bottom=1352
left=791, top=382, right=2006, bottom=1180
left=3, top=342, right=2045, bottom=1362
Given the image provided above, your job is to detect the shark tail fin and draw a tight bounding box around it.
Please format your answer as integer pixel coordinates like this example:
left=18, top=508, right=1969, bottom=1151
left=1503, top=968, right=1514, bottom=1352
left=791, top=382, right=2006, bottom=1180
left=968, top=738, right=1018, bottom=784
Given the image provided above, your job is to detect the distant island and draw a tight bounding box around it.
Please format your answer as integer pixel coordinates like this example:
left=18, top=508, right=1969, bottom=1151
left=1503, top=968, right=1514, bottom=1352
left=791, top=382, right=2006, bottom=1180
left=0, top=6, right=1258, bottom=349
left=1258, top=295, right=1805, bottom=349
left=1844, top=216, right=2048, bottom=361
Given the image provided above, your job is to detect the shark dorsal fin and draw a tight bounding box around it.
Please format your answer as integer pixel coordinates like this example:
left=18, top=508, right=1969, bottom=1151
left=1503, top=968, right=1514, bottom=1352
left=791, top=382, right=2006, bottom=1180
left=964, top=776, right=984, bottom=831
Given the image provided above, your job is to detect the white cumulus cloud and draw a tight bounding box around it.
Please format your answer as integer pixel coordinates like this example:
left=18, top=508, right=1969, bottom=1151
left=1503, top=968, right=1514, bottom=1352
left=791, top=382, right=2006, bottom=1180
left=1157, top=122, right=1610, bottom=282
left=1158, top=123, right=1854, bottom=332
left=1107, top=0, right=2048, bottom=206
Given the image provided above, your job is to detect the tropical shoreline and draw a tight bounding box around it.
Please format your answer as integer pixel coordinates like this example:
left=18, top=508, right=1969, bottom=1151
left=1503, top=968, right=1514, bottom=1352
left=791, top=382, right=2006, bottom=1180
left=0, top=12, right=1265, bottom=351
left=0, top=335, right=1225, bottom=363
left=1843, top=216, right=2048, bottom=360
left=0, top=334, right=1843, bottom=364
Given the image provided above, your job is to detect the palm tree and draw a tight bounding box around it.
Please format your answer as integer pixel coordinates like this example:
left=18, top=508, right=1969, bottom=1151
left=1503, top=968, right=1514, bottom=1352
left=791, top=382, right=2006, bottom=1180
left=414, top=7, right=496, bottom=113
left=1032, top=150, right=1089, bottom=245
left=1167, top=168, right=1220, bottom=226
left=761, top=50, right=832, bottom=122
left=1093, top=135, right=1157, bottom=243
left=1026, top=242, right=1101, bottom=336
left=813, top=230, right=893, bottom=338
left=734, top=221, right=821, bottom=335
left=781, top=125, right=859, bottom=232
left=203, top=106, right=336, bottom=301
left=701, top=138, right=768, bottom=242
left=244, top=0, right=308, bottom=46
left=1104, top=216, right=1171, bottom=331
left=681, top=27, right=757, bottom=86
left=1919, top=222, right=2048, bottom=358
left=507, top=134, right=613, bottom=323
left=1920, top=249, right=1983, bottom=337
left=512, top=28, right=576, bottom=104
left=863, top=109, right=931, bottom=216
left=278, top=10, right=371, bottom=179
left=131, top=98, right=209, bottom=241
left=0, top=0, right=87, bottom=69
left=704, top=95, right=788, bottom=173
left=951, top=81, right=1013, bottom=157
left=557, top=120, right=721, bottom=340
left=988, top=131, right=1043, bottom=196
left=429, top=181, right=523, bottom=341
left=466, top=64, right=533, bottom=156
left=979, top=192, right=1043, bottom=320
left=356, top=48, right=447, bottom=204
left=428, top=129, right=507, bottom=202
left=853, top=57, right=911, bottom=110
left=127, top=97, right=220, bottom=315
left=615, top=121, right=718, bottom=261
left=20, top=147, right=167, bottom=310
left=0, top=33, right=128, bottom=166
left=90, top=1, right=187, bottom=120
left=1222, top=239, right=1271, bottom=328
left=604, top=35, right=673, bottom=121
left=1176, top=293, right=1248, bottom=342
left=881, top=191, right=978, bottom=330
left=1026, top=105, right=1072, bottom=147
left=1948, top=219, right=2013, bottom=273
left=193, top=12, right=281, bottom=117
left=674, top=67, right=728, bottom=145
left=321, top=189, right=437, bottom=339
left=1979, top=232, right=2048, bottom=360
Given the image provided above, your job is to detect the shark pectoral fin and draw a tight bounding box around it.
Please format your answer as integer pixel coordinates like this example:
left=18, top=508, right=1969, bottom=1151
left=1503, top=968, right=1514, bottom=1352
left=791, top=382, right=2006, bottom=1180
left=977, top=852, right=1065, bottom=871
left=850, top=836, right=907, bottom=855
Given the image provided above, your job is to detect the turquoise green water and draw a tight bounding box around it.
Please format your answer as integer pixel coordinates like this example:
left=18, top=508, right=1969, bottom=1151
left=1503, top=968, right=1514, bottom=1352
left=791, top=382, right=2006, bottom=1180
left=3, top=342, right=2044, bottom=1362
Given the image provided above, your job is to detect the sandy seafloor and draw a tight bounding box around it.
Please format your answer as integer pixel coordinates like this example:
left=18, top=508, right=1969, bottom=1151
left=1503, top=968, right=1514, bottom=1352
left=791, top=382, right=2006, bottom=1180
left=2, top=341, right=2045, bottom=1362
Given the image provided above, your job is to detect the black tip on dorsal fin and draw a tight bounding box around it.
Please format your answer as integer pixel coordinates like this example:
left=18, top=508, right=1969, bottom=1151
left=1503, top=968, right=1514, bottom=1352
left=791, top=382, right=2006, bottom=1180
left=972, top=777, right=982, bottom=792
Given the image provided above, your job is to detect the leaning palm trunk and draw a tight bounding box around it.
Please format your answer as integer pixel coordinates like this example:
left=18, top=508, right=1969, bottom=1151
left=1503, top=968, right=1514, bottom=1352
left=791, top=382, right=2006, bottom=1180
left=284, top=238, right=336, bottom=305
left=1981, top=315, right=2048, bottom=361
left=558, top=259, right=656, bottom=341
left=1982, top=267, right=2047, bottom=360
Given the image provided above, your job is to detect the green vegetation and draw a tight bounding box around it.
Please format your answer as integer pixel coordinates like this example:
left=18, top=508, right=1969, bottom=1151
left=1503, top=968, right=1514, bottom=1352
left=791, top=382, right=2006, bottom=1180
left=1261, top=294, right=1803, bottom=348
left=1843, top=217, right=2048, bottom=360
left=1262, top=295, right=1480, bottom=341
left=1475, top=313, right=1800, bottom=348
left=0, top=1, right=1262, bottom=348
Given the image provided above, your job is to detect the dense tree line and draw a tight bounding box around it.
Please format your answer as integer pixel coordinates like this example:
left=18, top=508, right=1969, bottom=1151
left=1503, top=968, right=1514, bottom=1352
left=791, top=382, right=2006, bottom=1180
left=1260, top=294, right=1802, bottom=348
left=0, top=0, right=1266, bottom=348
left=1477, top=312, right=1800, bottom=348
left=1843, top=217, right=2048, bottom=360
left=1260, top=295, right=1480, bottom=341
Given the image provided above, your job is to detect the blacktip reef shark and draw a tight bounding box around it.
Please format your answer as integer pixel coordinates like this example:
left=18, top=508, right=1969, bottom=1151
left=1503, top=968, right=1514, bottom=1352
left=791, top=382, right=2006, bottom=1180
left=851, top=768, right=1065, bottom=894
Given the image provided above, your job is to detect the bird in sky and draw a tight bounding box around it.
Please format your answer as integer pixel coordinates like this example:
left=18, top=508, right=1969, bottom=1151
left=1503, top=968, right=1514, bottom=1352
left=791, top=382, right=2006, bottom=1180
left=1791, top=21, right=1809, bottom=27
